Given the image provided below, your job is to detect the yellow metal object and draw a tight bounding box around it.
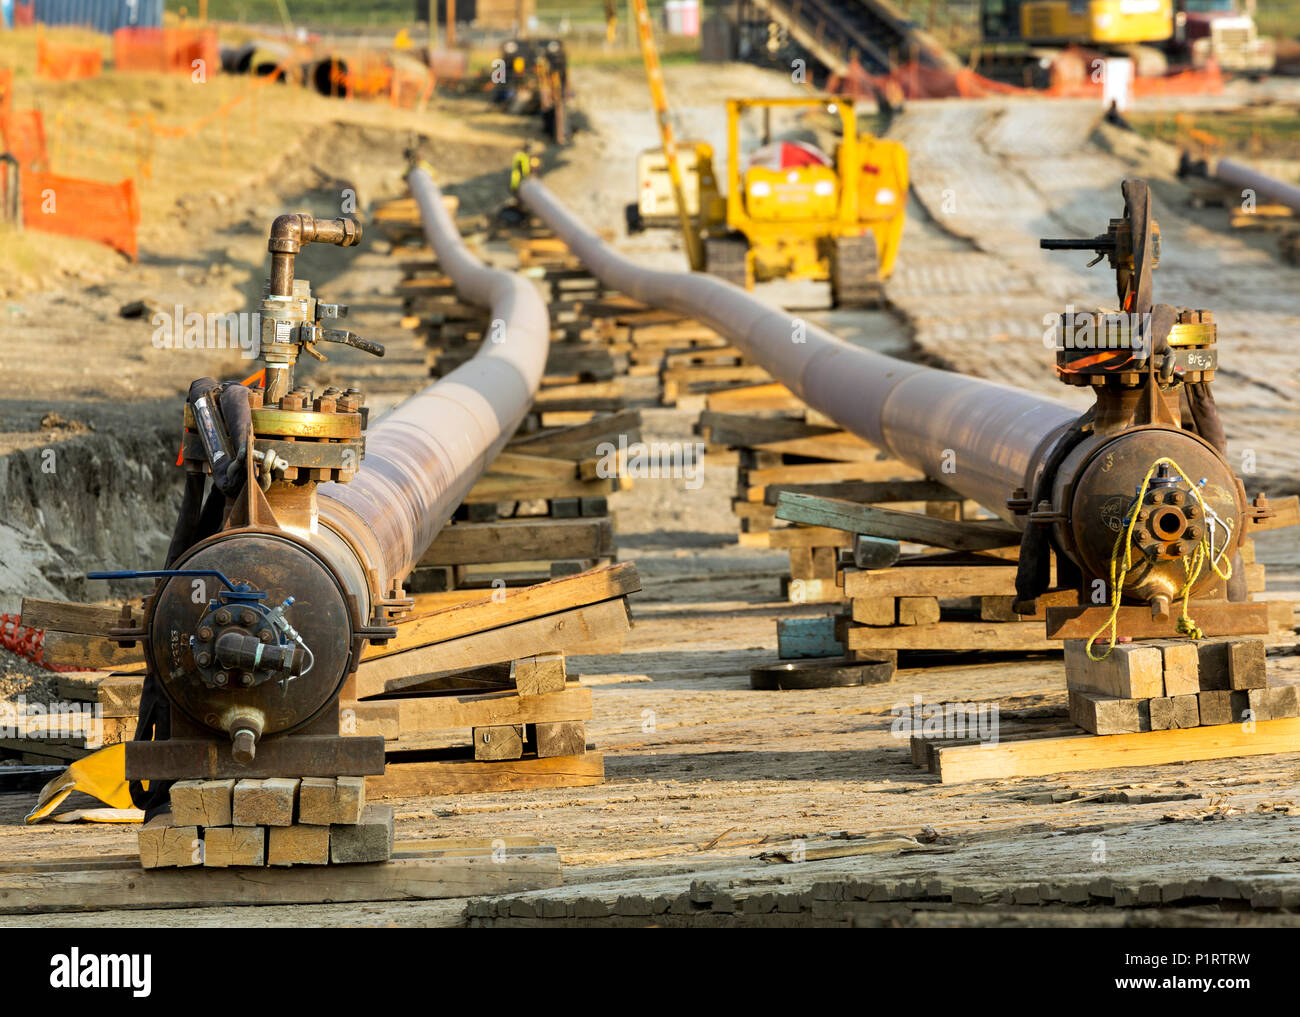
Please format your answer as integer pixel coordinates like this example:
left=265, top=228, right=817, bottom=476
left=631, top=0, right=705, bottom=271
left=1014, top=0, right=1173, bottom=46
left=25, top=744, right=142, bottom=824
left=706, top=96, right=908, bottom=297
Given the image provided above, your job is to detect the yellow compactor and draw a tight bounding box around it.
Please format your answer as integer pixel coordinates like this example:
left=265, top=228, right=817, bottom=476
left=703, top=97, right=907, bottom=308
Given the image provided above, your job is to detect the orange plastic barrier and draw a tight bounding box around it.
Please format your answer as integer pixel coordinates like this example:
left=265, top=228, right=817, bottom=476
left=37, top=36, right=104, bottom=82
left=113, top=27, right=220, bottom=76
left=830, top=58, right=1024, bottom=101
left=20, top=170, right=138, bottom=259
left=1, top=108, right=48, bottom=169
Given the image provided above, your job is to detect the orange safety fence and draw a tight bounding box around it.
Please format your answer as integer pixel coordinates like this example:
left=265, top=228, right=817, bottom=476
left=830, top=58, right=1027, bottom=101
left=19, top=170, right=138, bottom=258
left=1047, top=52, right=1225, bottom=98
left=319, top=53, right=434, bottom=110
left=0, top=614, right=91, bottom=673
left=1, top=108, right=48, bottom=169
left=37, top=34, right=104, bottom=82
left=113, top=27, right=220, bottom=76
left=0, top=68, right=11, bottom=128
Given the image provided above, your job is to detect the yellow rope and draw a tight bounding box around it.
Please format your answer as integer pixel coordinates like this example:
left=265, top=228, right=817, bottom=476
left=1086, top=456, right=1234, bottom=661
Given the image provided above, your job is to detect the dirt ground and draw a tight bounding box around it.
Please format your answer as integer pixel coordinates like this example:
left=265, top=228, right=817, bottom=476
left=4, top=62, right=1300, bottom=926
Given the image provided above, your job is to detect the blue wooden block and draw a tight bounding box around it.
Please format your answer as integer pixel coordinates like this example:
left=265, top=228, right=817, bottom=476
left=777, top=616, right=845, bottom=659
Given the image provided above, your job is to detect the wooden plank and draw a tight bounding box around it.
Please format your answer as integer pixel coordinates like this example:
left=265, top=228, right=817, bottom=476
left=766, top=526, right=853, bottom=550
left=844, top=564, right=1019, bottom=599
left=465, top=474, right=622, bottom=504
left=40, top=631, right=145, bottom=670
left=513, top=652, right=566, bottom=695
left=746, top=459, right=924, bottom=494
left=698, top=411, right=834, bottom=448
left=19, top=599, right=139, bottom=635
left=356, top=598, right=631, bottom=699
left=1045, top=603, right=1271, bottom=640
left=350, top=687, right=591, bottom=736
left=366, top=562, right=640, bottom=661
left=935, top=717, right=1300, bottom=784
left=0, top=848, right=561, bottom=913
left=762, top=479, right=958, bottom=507
left=847, top=621, right=1055, bottom=652
left=1248, top=495, right=1299, bottom=532
left=419, top=518, right=613, bottom=566
left=705, top=382, right=800, bottom=412
left=368, top=751, right=605, bottom=798
left=534, top=721, right=586, bottom=758
left=754, top=433, right=879, bottom=462
left=486, top=451, right=580, bottom=480
left=776, top=492, right=1020, bottom=550
left=508, top=410, right=642, bottom=459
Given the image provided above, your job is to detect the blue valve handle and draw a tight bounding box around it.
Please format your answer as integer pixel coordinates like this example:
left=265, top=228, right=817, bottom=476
left=87, top=569, right=267, bottom=600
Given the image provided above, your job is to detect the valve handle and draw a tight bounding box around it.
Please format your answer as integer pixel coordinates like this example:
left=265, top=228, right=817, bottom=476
left=88, top=569, right=267, bottom=600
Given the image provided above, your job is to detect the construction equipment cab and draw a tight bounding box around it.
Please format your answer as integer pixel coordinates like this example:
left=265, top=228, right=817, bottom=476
left=703, top=97, right=907, bottom=308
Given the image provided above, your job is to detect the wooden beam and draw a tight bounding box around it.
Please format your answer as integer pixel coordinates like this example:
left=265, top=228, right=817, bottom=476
left=356, top=598, right=631, bottom=699
left=846, top=621, right=1055, bottom=652
left=746, top=458, right=924, bottom=495
left=763, top=478, right=959, bottom=507
left=776, top=492, right=1020, bottom=550
left=19, top=599, right=140, bottom=635
left=40, top=631, right=145, bottom=670
left=0, top=846, right=562, bottom=913
left=419, top=518, right=614, bottom=566
left=348, top=687, right=592, bottom=737
left=1045, top=603, right=1271, bottom=640
left=843, top=564, right=1018, bottom=599
left=366, top=562, right=640, bottom=661
left=368, top=751, right=605, bottom=798
left=935, top=717, right=1300, bottom=784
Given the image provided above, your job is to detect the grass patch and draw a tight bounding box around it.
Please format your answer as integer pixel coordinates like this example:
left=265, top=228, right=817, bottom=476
left=1128, top=106, right=1300, bottom=161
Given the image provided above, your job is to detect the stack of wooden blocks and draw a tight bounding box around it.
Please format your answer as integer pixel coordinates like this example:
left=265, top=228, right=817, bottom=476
left=140, top=776, right=393, bottom=869
left=1066, top=635, right=1300, bottom=735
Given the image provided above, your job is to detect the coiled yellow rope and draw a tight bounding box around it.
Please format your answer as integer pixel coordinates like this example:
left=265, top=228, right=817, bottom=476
left=1086, top=456, right=1234, bottom=661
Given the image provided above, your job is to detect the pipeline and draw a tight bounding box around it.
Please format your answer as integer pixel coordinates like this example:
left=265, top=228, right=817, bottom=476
left=517, top=175, right=1247, bottom=626
left=517, top=175, right=1078, bottom=524
left=317, top=166, right=550, bottom=599
left=104, top=169, right=549, bottom=769
left=1190, top=155, right=1300, bottom=215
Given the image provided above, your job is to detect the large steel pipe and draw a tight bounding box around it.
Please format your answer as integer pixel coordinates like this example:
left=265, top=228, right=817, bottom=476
left=317, top=167, right=550, bottom=601
left=518, top=177, right=1077, bottom=522
left=1210, top=157, right=1300, bottom=214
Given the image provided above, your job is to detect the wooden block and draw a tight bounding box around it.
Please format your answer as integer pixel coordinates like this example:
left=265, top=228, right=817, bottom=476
left=330, top=804, right=395, bottom=864
left=1197, top=689, right=1249, bottom=726
left=1063, top=641, right=1164, bottom=699
left=474, top=724, right=525, bottom=761
left=897, top=597, right=940, bottom=626
left=847, top=620, right=1053, bottom=651
left=267, top=824, right=331, bottom=867
left=232, top=778, right=299, bottom=827
left=776, top=616, right=845, bottom=658
left=1195, top=639, right=1231, bottom=690
left=1160, top=641, right=1201, bottom=697
left=297, top=776, right=365, bottom=826
left=534, top=720, right=586, bottom=758
left=853, top=534, right=901, bottom=570
left=844, top=564, right=1018, bottom=599
left=202, top=826, right=265, bottom=868
left=1247, top=686, right=1300, bottom=722
left=1149, top=695, right=1200, bottom=730
left=1227, top=638, right=1267, bottom=690
left=788, top=547, right=814, bottom=580
left=1047, top=603, right=1270, bottom=641
left=851, top=597, right=896, bottom=626
left=169, top=779, right=235, bottom=828
left=138, top=815, right=201, bottom=869
left=512, top=651, right=566, bottom=695
left=1068, top=690, right=1152, bottom=735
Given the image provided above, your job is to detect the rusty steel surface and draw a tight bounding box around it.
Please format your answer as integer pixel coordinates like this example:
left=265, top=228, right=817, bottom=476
left=316, top=167, right=550, bottom=599
left=517, top=176, right=1078, bottom=522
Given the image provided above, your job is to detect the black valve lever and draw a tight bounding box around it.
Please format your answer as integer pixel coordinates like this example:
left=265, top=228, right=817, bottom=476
left=298, top=323, right=386, bottom=359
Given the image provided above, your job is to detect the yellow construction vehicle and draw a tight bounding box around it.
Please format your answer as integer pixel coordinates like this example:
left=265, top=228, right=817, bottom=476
left=700, top=96, right=908, bottom=308
left=624, top=142, right=724, bottom=234
left=980, top=0, right=1175, bottom=79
